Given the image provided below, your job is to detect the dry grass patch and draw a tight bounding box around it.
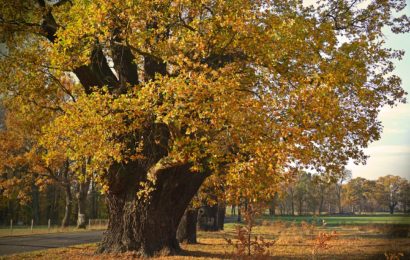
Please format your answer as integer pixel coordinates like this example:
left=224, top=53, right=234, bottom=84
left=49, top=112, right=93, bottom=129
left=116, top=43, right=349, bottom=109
left=2, top=224, right=409, bottom=260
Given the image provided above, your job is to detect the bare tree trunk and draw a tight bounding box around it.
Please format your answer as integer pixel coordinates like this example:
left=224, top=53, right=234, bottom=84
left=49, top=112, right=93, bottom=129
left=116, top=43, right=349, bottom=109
left=198, top=205, right=218, bottom=231
left=177, top=208, right=198, bottom=244
left=318, top=193, right=324, bottom=216
left=76, top=179, right=90, bottom=229
left=89, top=180, right=98, bottom=219
left=389, top=203, right=396, bottom=214
left=216, top=202, right=226, bottom=230
left=31, top=184, right=40, bottom=224
left=290, top=189, right=295, bottom=216
left=61, top=184, right=72, bottom=228
left=231, top=205, right=236, bottom=216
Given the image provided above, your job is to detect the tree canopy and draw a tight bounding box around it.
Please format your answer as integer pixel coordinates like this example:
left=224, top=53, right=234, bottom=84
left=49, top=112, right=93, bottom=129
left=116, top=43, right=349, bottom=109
left=0, top=0, right=408, bottom=255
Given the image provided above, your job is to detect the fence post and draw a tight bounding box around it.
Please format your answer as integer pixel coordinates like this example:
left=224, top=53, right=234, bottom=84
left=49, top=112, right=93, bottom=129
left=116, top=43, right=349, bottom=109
left=10, top=219, right=13, bottom=235
left=31, top=219, right=34, bottom=233
left=48, top=219, right=51, bottom=232
left=88, top=219, right=91, bottom=230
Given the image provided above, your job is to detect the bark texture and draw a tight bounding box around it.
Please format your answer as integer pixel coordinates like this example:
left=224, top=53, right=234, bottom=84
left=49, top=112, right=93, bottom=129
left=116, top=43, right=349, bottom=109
left=197, top=203, right=225, bottom=231
left=76, top=179, right=90, bottom=229
left=61, top=183, right=72, bottom=228
left=97, top=162, right=208, bottom=255
left=177, top=208, right=198, bottom=244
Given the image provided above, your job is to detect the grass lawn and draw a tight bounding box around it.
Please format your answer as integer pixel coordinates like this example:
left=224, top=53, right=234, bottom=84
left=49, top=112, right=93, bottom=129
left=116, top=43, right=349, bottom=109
left=257, top=214, right=410, bottom=226
left=2, top=219, right=409, bottom=260
left=0, top=225, right=107, bottom=237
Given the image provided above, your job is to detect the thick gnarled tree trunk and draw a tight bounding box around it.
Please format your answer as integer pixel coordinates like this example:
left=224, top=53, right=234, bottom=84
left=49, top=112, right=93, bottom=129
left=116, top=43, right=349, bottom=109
left=97, top=163, right=207, bottom=256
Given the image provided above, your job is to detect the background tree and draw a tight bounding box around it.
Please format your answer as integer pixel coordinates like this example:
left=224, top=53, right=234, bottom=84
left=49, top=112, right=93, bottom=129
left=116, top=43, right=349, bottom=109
left=375, top=175, right=407, bottom=214
left=334, top=169, right=352, bottom=214
left=343, top=177, right=368, bottom=214
left=398, top=180, right=410, bottom=213
left=1, top=0, right=409, bottom=256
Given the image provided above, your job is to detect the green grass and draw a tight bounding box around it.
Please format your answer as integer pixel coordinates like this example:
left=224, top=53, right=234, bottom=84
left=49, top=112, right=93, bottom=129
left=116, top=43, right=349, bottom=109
left=258, top=214, right=410, bottom=226
left=0, top=224, right=107, bottom=237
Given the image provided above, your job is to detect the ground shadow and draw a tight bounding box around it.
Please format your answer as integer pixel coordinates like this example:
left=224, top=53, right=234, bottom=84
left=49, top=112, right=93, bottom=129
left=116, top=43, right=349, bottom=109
left=179, top=248, right=230, bottom=259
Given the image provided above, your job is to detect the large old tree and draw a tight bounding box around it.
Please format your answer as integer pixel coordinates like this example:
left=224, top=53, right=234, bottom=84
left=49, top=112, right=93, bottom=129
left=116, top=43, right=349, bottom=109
left=0, top=0, right=408, bottom=256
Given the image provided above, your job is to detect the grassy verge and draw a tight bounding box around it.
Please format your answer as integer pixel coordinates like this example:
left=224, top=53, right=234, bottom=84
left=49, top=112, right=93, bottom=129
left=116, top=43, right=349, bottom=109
left=256, top=214, right=410, bottom=226
left=0, top=225, right=107, bottom=237
left=2, top=221, right=409, bottom=259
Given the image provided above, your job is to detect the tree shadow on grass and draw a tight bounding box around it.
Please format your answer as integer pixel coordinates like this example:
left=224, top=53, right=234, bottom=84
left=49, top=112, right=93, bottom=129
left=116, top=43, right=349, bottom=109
left=179, top=248, right=231, bottom=259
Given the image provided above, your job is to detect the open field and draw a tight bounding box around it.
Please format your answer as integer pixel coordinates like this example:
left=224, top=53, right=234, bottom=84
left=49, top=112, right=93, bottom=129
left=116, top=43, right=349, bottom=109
left=258, top=214, right=410, bottom=226
left=2, top=219, right=409, bottom=260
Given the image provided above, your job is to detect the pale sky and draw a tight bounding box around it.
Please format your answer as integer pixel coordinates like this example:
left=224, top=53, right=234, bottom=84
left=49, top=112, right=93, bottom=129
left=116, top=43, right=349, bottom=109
left=348, top=45, right=410, bottom=179
left=301, top=0, right=410, bottom=180
left=345, top=3, right=410, bottom=180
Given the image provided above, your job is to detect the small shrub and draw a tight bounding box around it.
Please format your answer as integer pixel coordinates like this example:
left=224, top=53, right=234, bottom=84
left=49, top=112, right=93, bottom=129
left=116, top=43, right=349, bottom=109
left=384, top=251, right=404, bottom=260
left=225, top=203, right=275, bottom=259
left=311, top=231, right=338, bottom=260
left=301, top=220, right=316, bottom=236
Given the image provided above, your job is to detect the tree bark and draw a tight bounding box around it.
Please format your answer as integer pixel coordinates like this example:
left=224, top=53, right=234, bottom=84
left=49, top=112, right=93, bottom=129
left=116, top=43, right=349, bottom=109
left=290, top=189, right=295, bottom=216
left=231, top=205, right=236, bottom=216
left=61, top=183, right=72, bottom=228
left=97, top=163, right=207, bottom=256
left=318, top=192, right=324, bottom=216
left=389, top=203, right=396, bottom=214
left=216, top=202, right=225, bottom=230
left=177, top=208, right=198, bottom=244
left=197, top=204, right=224, bottom=231
left=31, top=184, right=40, bottom=224
left=76, top=179, right=90, bottom=229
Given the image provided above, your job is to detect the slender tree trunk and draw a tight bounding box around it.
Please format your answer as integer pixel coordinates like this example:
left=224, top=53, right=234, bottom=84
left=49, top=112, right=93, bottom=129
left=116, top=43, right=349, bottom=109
left=77, top=179, right=90, bottom=229
left=336, top=183, right=343, bottom=214
left=90, top=180, right=98, bottom=219
left=31, top=184, right=40, bottom=224
left=389, top=204, right=395, bottom=214
left=61, top=184, right=72, bottom=228
left=291, top=193, right=295, bottom=216
left=318, top=193, right=324, bottom=216
left=97, top=163, right=207, bottom=256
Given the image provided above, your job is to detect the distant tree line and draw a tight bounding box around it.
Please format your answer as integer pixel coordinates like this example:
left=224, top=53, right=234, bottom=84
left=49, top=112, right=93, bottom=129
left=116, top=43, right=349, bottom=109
left=0, top=178, right=107, bottom=227
left=264, top=172, right=410, bottom=216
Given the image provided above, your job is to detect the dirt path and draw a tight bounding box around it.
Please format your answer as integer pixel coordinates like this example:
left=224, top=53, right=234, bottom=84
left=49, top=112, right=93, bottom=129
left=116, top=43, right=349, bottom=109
left=0, top=230, right=103, bottom=256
